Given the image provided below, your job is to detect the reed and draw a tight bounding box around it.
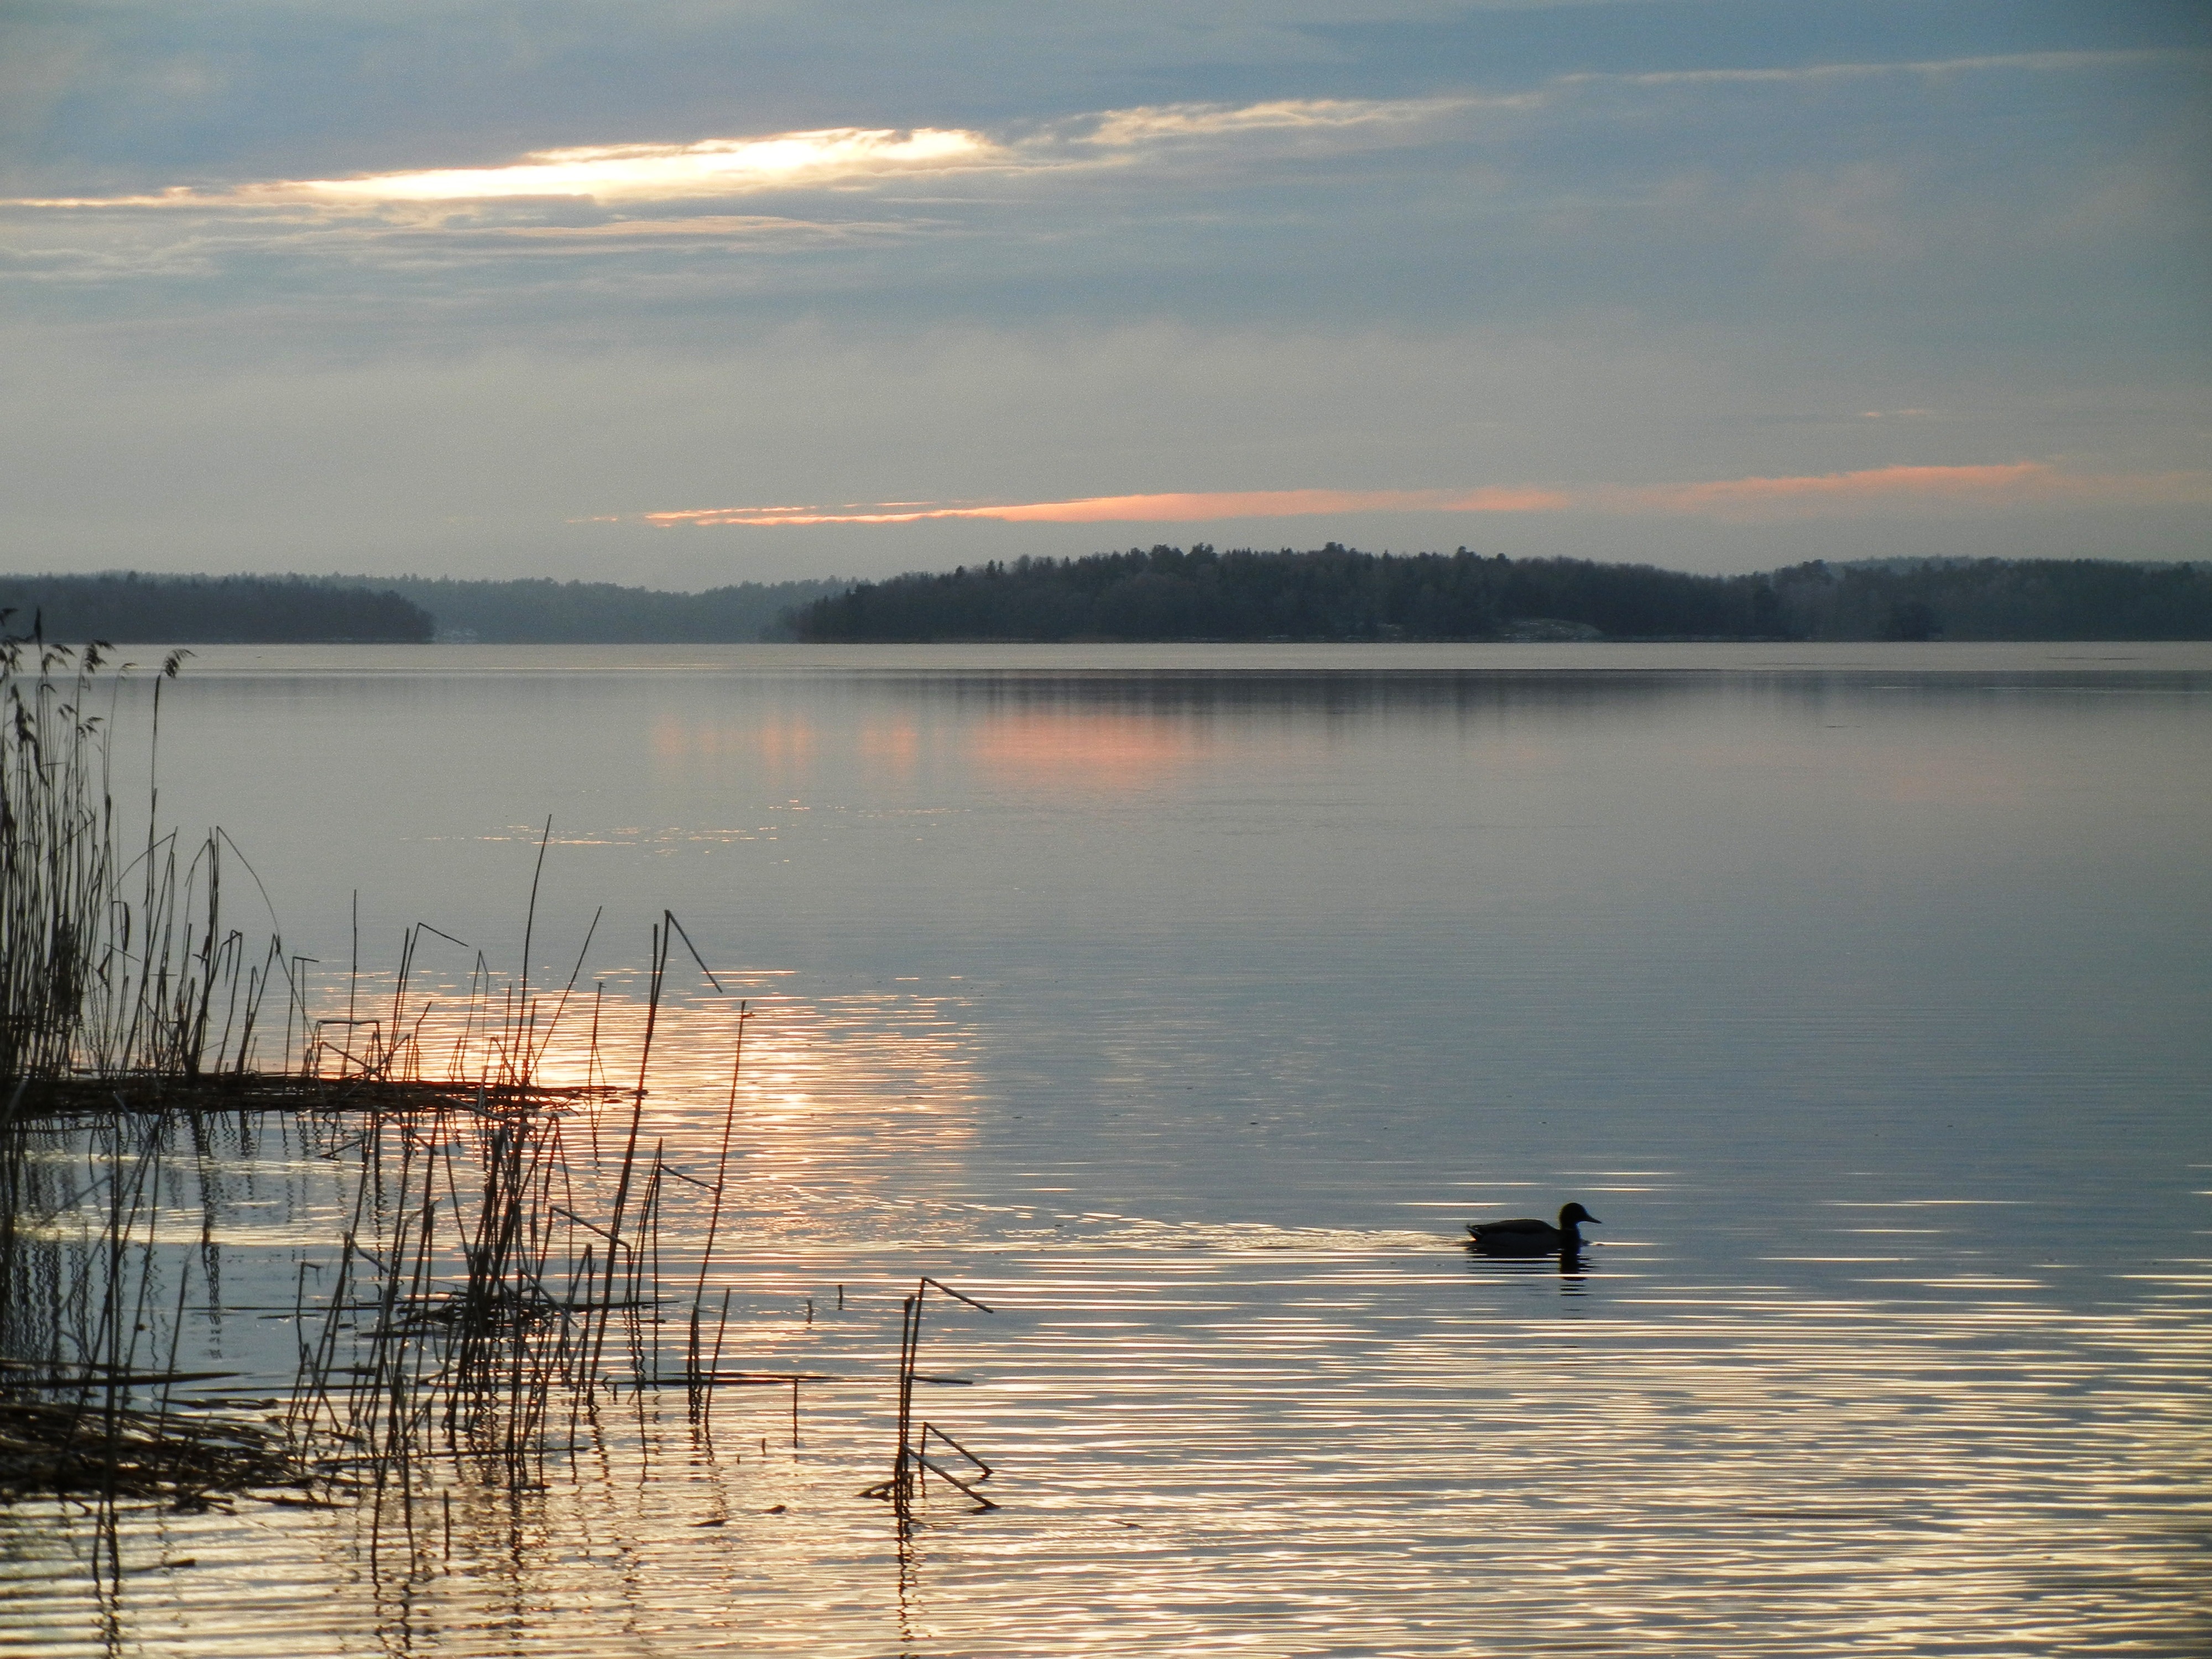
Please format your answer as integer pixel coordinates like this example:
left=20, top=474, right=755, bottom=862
left=270, top=928, right=750, bottom=1541
left=0, top=636, right=632, bottom=1520
left=861, top=1275, right=997, bottom=1515
left=0, top=1101, right=321, bottom=1526
left=2, top=632, right=1016, bottom=1550
left=1, top=625, right=290, bottom=1093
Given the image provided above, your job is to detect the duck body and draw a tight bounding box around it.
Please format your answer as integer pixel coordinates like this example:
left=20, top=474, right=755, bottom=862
left=1466, top=1202, right=1599, bottom=1256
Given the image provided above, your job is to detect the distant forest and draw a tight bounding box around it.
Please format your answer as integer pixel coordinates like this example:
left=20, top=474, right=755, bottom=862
left=6, top=556, right=2207, bottom=645
left=0, top=573, right=431, bottom=643
left=348, top=575, right=849, bottom=643
left=794, top=547, right=2212, bottom=643
left=0, top=573, right=846, bottom=644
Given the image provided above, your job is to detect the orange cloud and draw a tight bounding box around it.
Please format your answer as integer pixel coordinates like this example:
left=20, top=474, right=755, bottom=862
left=645, top=487, right=1571, bottom=528
left=988, top=487, right=1571, bottom=521
left=637, top=463, right=2209, bottom=530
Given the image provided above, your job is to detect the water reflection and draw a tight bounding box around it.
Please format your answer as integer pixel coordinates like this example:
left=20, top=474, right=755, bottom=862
left=5, top=646, right=2206, bottom=1656
left=1459, top=1240, right=1595, bottom=1290
left=9, top=1035, right=2207, bottom=1659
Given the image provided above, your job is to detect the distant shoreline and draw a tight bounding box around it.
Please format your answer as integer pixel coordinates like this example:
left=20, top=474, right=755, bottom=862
left=790, top=547, right=2212, bottom=645
left=6, top=553, right=2208, bottom=645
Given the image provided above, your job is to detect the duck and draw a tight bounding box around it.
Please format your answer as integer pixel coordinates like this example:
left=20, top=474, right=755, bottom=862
left=1466, top=1202, right=1599, bottom=1256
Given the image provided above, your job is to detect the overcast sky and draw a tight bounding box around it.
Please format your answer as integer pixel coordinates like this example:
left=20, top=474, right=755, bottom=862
left=4, top=0, right=2206, bottom=588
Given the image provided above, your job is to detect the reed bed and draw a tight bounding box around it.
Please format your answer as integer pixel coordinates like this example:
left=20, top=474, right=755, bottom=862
left=1, top=629, right=298, bottom=1093
left=1, top=933, right=730, bottom=1538
left=0, top=1390, right=296, bottom=1506
left=1, top=632, right=1007, bottom=1574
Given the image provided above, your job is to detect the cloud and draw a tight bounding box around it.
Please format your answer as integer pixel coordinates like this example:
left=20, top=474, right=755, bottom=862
left=297, top=128, right=991, bottom=204
left=640, top=466, right=2212, bottom=528
left=1079, top=95, right=1481, bottom=147
left=1561, top=49, right=2179, bottom=90
left=1, top=128, right=997, bottom=210
left=2, top=96, right=1465, bottom=216
left=643, top=486, right=1573, bottom=527
left=18, top=55, right=2153, bottom=216
left=1607, top=462, right=2212, bottom=519
left=6, top=18, right=2203, bottom=588
left=481, top=214, right=905, bottom=240
left=4, top=49, right=2198, bottom=363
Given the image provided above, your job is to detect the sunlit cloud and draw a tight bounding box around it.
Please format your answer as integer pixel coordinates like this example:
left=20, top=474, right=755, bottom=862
left=1, top=96, right=1467, bottom=216
left=644, top=487, right=1572, bottom=528
left=13, top=55, right=2154, bottom=215
left=304, top=129, right=989, bottom=204
left=0, top=131, right=990, bottom=212
left=6, top=46, right=2168, bottom=212
left=1082, top=96, right=1480, bottom=147
left=638, top=465, right=2212, bottom=529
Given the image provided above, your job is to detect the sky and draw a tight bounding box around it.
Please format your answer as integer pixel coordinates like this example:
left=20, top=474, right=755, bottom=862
left=3, top=0, right=2207, bottom=588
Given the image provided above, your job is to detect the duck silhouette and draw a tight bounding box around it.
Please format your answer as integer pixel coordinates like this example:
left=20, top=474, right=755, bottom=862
left=1466, top=1202, right=1599, bottom=1256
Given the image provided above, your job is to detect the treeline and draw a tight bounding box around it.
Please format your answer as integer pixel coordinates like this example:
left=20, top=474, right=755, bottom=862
left=1780, top=557, right=2212, bottom=641
left=0, top=573, right=431, bottom=643
left=341, top=575, right=849, bottom=642
left=794, top=546, right=2212, bottom=643
left=11, top=557, right=2206, bottom=645
left=0, top=572, right=849, bottom=644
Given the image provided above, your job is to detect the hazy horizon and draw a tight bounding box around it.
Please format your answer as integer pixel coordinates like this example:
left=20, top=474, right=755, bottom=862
left=4, top=545, right=2203, bottom=602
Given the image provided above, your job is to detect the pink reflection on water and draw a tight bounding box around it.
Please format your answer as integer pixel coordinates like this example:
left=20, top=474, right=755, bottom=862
left=968, top=709, right=1205, bottom=794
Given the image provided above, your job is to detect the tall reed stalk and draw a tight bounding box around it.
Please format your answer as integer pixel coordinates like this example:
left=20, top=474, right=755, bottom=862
left=1, top=625, right=269, bottom=1089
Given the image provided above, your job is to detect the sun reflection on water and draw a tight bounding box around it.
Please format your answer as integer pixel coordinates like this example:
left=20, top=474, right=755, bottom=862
left=4, top=991, right=2206, bottom=1659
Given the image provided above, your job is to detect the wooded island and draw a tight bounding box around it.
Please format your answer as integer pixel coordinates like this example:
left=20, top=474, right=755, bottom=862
left=793, top=547, right=2212, bottom=643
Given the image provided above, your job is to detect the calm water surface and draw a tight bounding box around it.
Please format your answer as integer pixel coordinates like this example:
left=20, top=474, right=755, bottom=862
left=6, top=644, right=2208, bottom=1656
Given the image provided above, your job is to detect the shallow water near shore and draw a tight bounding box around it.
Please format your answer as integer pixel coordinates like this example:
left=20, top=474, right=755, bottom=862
left=5, top=643, right=2209, bottom=1656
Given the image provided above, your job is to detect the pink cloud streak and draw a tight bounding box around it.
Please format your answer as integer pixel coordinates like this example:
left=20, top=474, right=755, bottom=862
left=646, top=487, right=1573, bottom=528
left=640, top=465, right=2210, bottom=528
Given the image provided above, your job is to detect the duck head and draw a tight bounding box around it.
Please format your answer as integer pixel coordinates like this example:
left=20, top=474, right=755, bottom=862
left=1558, top=1202, right=1600, bottom=1228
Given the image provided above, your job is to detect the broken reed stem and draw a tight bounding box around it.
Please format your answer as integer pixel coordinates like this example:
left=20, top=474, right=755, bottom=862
left=865, top=1276, right=998, bottom=1513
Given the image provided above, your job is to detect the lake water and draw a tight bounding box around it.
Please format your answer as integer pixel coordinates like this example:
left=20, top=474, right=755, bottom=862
left=6, top=643, right=2209, bottom=1656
